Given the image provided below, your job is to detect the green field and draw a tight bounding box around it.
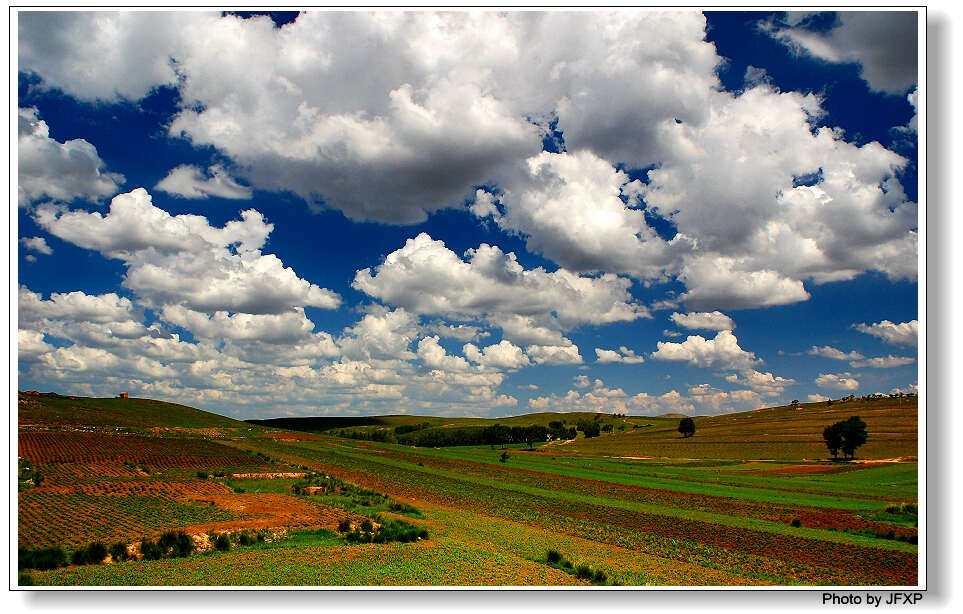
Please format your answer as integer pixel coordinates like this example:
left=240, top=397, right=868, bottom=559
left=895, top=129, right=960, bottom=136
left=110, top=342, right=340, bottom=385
left=17, top=392, right=919, bottom=586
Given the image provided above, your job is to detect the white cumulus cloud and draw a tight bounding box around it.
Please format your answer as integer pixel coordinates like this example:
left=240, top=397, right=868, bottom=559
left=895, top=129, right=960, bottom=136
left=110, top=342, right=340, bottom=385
left=669, top=311, right=734, bottom=331
left=815, top=372, right=860, bottom=391
left=155, top=164, right=253, bottom=200
left=854, top=319, right=918, bottom=347
left=651, top=330, right=759, bottom=371
left=35, top=188, right=341, bottom=315
left=18, top=107, right=124, bottom=206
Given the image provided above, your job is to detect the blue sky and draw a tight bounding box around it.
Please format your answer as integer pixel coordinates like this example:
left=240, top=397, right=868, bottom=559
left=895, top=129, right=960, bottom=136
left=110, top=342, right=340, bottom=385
left=16, top=10, right=920, bottom=419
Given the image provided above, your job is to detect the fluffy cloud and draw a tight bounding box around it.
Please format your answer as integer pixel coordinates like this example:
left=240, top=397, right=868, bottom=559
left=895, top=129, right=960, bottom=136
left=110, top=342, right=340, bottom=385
left=35, top=188, right=341, bottom=315
left=416, top=336, right=471, bottom=372
left=154, top=164, right=253, bottom=199
left=815, top=372, right=860, bottom=391
left=425, top=322, right=489, bottom=343
left=463, top=340, right=530, bottom=371
left=18, top=12, right=713, bottom=225
left=669, top=311, right=734, bottom=331
left=766, top=12, right=918, bottom=94
left=338, top=306, right=419, bottom=362
left=594, top=346, right=645, bottom=364
left=159, top=305, right=325, bottom=346
left=353, top=233, right=648, bottom=333
left=676, top=255, right=811, bottom=311
left=18, top=107, right=124, bottom=206
left=18, top=329, right=55, bottom=362
left=808, top=393, right=830, bottom=402
left=651, top=330, right=759, bottom=371
left=19, top=286, right=143, bottom=331
left=724, top=369, right=796, bottom=396
left=18, top=12, right=205, bottom=100
left=528, top=378, right=762, bottom=416
left=477, top=150, right=689, bottom=279
left=526, top=344, right=583, bottom=366
left=849, top=355, right=915, bottom=369
left=854, top=319, right=918, bottom=347
left=19, top=236, right=53, bottom=255
left=641, top=85, right=916, bottom=309
left=808, top=345, right=864, bottom=361
left=19, top=12, right=917, bottom=312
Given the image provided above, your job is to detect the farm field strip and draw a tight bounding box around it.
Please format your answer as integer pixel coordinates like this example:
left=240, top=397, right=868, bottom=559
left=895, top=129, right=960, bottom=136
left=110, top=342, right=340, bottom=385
left=279, top=441, right=916, bottom=551
left=26, top=539, right=586, bottom=586
left=286, top=438, right=911, bottom=513
left=330, top=443, right=916, bottom=538
left=18, top=492, right=239, bottom=549
left=422, top=506, right=766, bottom=585
left=229, top=439, right=917, bottom=585
left=334, top=440, right=916, bottom=505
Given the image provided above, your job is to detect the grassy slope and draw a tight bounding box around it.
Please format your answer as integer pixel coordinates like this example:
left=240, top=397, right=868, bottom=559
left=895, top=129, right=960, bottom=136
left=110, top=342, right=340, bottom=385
left=18, top=392, right=254, bottom=431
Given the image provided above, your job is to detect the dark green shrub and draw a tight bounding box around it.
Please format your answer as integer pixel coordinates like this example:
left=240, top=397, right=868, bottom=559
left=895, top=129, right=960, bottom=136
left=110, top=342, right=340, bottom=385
left=196, top=471, right=209, bottom=479
left=546, top=550, right=561, bottom=564
left=140, top=538, right=163, bottom=560
left=214, top=533, right=231, bottom=552
left=71, top=541, right=107, bottom=566
left=592, top=569, right=607, bottom=583
left=360, top=519, right=373, bottom=533
left=18, top=546, right=67, bottom=571
left=791, top=518, right=802, bottom=528
left=499, top=451, right=508, bottom=463
left=338, top=519, right=352, bottom=532
left=575, top=565, right=594, bottom=580
left=238, top=532, right=254, bottom=547
left=110, top=541, right=128, bottom=562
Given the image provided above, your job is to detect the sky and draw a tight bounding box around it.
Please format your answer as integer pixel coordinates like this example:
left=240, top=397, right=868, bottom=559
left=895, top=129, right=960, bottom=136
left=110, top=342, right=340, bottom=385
left=14, top=10, right=921, bottom=420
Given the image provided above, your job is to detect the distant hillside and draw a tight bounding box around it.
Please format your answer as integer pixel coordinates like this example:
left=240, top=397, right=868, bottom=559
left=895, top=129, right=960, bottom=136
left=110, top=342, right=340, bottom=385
left=559, top=396, right=918, bottom=462
left=17, top=391, right=250, bottom=430
left=247, top=411, right=676, bottom=434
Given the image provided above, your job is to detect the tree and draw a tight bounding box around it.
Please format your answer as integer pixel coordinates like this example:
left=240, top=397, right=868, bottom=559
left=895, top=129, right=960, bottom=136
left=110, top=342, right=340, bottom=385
left=678, top=417, right=695, bottom=438
left=838, top=416, right=868, bottom=459
left=578, top=421, right=601, bottom=438
left=823, top=424, right=843, bottom=459
left=824, top=416, right=868, bottom=459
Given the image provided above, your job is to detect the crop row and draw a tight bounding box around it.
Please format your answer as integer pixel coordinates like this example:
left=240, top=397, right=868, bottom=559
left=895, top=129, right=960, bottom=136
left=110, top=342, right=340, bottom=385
left=35, top=480, right=234, bottom=499
left=18, top=492, right=237, bottom=549
left=19, top=432, right=261, bottom=464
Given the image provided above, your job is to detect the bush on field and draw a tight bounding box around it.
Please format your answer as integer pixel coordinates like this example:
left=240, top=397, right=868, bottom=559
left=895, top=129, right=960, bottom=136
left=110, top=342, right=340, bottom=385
left=544, top=550, right=611, bottom=585
left=110, top=541, right=129, bottom=562
left=214, top=533, right=231, bottom=552
left=158, top=531, right=194, bottom=557
left=345, top=516, right=428, bottom=544
left=71, top=541, right=108, bottom=566
left=18, top=546, right=67, bottom=571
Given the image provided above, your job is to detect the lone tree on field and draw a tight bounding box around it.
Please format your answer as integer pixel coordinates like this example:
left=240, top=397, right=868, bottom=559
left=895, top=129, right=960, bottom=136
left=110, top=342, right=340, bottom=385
left=678, top=417, right=695, bottom=438
left=823, top=416, right=868, bottom=459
